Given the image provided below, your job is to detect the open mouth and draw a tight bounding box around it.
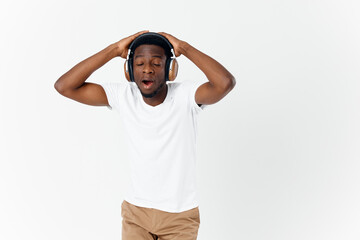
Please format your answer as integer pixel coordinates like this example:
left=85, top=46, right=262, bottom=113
left=142, top=80, right=154, bottom=89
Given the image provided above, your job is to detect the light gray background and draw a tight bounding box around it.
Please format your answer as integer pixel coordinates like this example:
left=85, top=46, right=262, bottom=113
left=1, top=0, right=359, bottom=239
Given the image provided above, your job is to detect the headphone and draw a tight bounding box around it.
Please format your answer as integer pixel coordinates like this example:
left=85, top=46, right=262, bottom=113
left=124, top=32, right=178, bottom=82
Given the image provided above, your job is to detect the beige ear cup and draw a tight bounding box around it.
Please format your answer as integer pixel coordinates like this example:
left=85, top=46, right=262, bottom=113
left=124, top=60, right=131, bottom=82
left=168, top=58, right=178, bottom=81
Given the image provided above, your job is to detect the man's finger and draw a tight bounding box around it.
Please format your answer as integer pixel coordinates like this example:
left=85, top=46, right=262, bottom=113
left=127, top=30, right=149, bottom=41
left=121, top=30, right=148, bottom=46
left=158, top=32, right=173, bottom=42
left=158, top=32, right=169, bottom=37
left=132, top=30, right=149, bottom=38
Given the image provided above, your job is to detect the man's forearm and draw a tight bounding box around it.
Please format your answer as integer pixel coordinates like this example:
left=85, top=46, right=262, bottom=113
left=179, top=42, right=235, bottom=89
left=54, top=43, right=119, bottom=92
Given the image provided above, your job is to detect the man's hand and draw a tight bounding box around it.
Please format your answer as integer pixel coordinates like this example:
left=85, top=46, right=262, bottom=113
left=159, top=32, right=236, bottom=106
left=158, top=32, right=186, bottom=57
left=114, top=30, right=149, bottom=58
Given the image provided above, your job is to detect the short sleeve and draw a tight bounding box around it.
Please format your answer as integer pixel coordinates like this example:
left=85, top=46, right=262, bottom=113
left=99, top=82, right=125, bottom=112
left=187, top=80, right=208, bottom=113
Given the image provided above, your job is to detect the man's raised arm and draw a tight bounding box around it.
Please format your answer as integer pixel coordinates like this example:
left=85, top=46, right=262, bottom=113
left=159, top=32, right=236, bottom=106
left=54, top=30, right=148, bottom=107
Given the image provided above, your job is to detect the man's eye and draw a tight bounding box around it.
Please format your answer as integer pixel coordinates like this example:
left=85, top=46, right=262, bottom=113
left=153, top=63, right=161, bottom=66
left=136, top=63, right=143, bottom=66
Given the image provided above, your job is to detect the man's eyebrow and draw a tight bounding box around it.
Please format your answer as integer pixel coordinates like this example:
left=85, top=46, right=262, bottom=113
left=134, top=55, right=163, bottom=59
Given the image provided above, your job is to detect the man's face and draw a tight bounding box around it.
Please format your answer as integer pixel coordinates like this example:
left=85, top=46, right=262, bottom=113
left=133, top=44, right=167, bottom=98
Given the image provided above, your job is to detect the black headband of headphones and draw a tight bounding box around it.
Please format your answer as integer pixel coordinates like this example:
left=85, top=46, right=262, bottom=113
left=127, top=32, right=175, bottom=82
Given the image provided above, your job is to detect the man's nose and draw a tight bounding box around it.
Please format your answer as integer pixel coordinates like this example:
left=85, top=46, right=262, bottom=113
left=143, top=63, right=153, bottom=74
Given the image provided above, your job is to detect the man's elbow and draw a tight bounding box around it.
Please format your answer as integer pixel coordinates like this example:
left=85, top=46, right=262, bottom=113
left=224, top=75, right=236, bottom=91
left=210, top=75, right=236, bottom=93
left=54, top=78, right=68, bottom=93
left=215, top=76, right=236, bottom=97
left=229, top=76, right=236, bottom=89
left=54, top=81, right=62, bottom=93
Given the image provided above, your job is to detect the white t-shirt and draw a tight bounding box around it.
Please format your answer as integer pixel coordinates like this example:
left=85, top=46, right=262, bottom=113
left=100, top=80, right=207, bottom=213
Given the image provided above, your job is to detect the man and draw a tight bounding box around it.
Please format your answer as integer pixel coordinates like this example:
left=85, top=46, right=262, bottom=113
left=54, top=30, right=235, bottom=240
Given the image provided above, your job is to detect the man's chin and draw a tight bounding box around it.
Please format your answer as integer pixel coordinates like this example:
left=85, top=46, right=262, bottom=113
left=141, top=91, right=157, bottom=98
left=137, top=80, right=166, bottom=98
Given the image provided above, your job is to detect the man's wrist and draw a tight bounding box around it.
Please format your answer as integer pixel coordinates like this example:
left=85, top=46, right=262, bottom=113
left=108, top=43, right=121, bottom=58
left=179, top=41, right=191, bottom=56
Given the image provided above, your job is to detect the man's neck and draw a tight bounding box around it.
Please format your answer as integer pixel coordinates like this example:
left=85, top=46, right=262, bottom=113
left=142, top=84, right=168, bottom=107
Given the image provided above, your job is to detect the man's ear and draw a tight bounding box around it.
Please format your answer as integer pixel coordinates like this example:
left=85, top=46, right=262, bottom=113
left=168, top=58, right=178, bottom=81
left=124, top=60, right=131, bottom=82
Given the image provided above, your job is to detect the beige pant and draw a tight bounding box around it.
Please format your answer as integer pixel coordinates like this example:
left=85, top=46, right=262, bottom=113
left=121, top=200, right=200, bottom=240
